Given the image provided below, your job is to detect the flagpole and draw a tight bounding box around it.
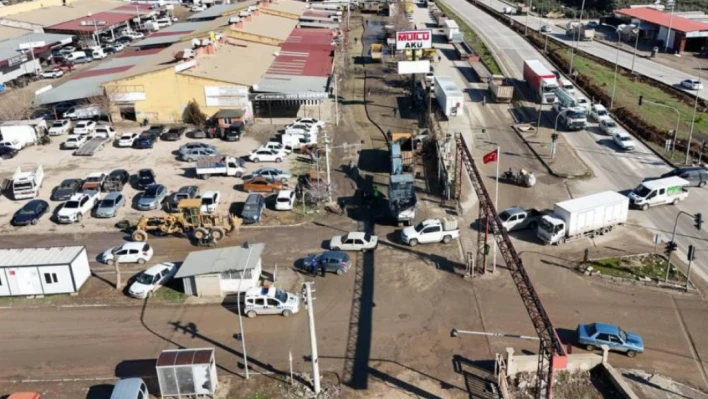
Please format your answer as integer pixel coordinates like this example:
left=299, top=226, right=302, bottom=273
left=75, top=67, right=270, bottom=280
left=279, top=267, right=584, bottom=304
left=492, top=146, right=499, bottom=273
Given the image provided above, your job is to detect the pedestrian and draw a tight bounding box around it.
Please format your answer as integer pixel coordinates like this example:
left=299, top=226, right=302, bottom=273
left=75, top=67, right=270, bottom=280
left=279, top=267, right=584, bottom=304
left=438, top=55, right=441, bottom=63
left=393, top=107, right=398, bottom=117
left=320, top=263, right=326, bottom=277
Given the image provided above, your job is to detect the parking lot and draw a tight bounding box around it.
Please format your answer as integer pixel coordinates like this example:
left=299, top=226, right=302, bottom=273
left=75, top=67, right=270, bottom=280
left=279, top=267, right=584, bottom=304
left=0, top=122, right=310, bottom=235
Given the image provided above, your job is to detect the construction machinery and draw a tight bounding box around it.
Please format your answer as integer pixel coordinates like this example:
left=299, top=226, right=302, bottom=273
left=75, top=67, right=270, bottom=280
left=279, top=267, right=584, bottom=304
left=130, top=198, right=242, bottom=243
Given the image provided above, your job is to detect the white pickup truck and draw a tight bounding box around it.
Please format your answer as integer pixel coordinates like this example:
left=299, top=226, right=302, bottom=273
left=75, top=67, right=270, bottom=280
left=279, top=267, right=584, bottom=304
left=400, top=218, right=460, bottom=246
left=499, top=207, right=544, bottom=232
left=56, top=191, right=100, bottom=224
left=195, top=156, right=247, bottom=179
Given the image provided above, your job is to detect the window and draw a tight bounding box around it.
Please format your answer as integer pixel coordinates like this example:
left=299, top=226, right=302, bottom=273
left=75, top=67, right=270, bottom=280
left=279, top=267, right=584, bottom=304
left=267, top=298, right=280, bottom=306
left=596, top=333, right=609, bottom=342
left=255, top=298, right=265, bottom=306
left=44, top=273, right=58, bottom=284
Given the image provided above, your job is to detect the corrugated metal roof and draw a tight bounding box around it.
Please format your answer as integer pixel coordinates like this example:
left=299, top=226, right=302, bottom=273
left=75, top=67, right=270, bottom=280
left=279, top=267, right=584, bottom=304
left=187, top=1, right=258, bottom=21
left=47, top=11, right=139, bottom=32
left=0, top=32, right=73, bottom=63
left=175, top=243, right=264, bottom=278
left=131, top=21, right=213, bottom=47
left=35, top=75, right=107, bottom=104
left=616, top=7, right=708, bottom=33
left=255, top=75, right=329, bottom=93
left=0, top=246, right=85, bottom=268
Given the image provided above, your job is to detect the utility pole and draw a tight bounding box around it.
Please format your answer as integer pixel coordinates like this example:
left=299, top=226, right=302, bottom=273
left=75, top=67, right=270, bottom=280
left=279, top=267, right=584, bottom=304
left=304, top=282, right=321, bottom=394
left=115, top=259, right=121, bottom=289
left=334, top=73, right=339, bottom=126
left=686, top=245, right=696, bottom=291
left=324, top=132, right=332, bottom=204
left=237, top=270, right=249, bottom=379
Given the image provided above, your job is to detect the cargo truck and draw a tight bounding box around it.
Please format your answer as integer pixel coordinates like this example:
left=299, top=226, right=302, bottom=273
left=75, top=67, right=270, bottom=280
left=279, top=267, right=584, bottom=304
left=537, top=191, right=629, bottom=245
left=434, top=76, right=464, bottom=117
left=523, top=60, right=558, bottom=104
left=0, top=120, right=45, bottom=150
left=12, top=165, right=44, bottom=200
left=388, top=174, right=417, bottom=226
left=195, top=156, right=247, bottom=179
left=566, top=22, right=595, bottom=41
left=370, top=43, right=383, bottom=62
left=628, top=176, right=689, bottom=210
left=443, top=19, right=461, bottom=42
left=488, top=75, right=514, bottom=103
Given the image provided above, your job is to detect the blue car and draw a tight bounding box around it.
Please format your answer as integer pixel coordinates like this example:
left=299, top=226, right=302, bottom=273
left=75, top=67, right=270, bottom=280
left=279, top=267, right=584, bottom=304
left=577, top=322, right=644, bottom=357
left=134, top=132, right=158, bottom=149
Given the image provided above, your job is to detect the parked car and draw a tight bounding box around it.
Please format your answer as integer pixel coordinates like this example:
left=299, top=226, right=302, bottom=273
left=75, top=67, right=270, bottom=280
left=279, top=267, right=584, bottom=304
left=134, top=132, right=157, bottom=149
left=241, top=193, right=266, bottom=224
left=292, top=117, right=326, bottom=129
left=244, top=176, right=284, bottom=193
left=222, top=122, right=245, bottom=141
left=244, top=286, right=300, bottom=317
left=94, top=192, right=126, bottom=218
left=181, top=146, right=219, bottom=162
left=0, top=147, right=18, bottom=160
left=540, top=24, right=552, bottom=33
left=128, top=262, right=178, bottom=298
left=179, top=141, right=215, bottom=156
left=100, top=242, right=154, bottom=265
left=103, top=169, right=130, bottom=192
left=577, top=322, right=644, bottom=357
left=94, top=125, right=116, bottom=139
left=249, top=148, right=286, bottom=163
left=41, top=67, right=64, bottom=79
left=162, top=126, right=186, bottom=141
left=250, top=167, right=292, bottom=183
left=680, top=78, right=703, bottom=90
left=52, top=178, right=82, bottom=201
left=117, top=132, right=140, bottom=147
left=109, top=42, right=126, bottom=51
left=275, top=189, right=296, bottom=210
left=137, top=184, right=167, bottom=210
left=56, top=191, right=100, bottom=223
left=190, top=128, right=207, bottom=138
left=12, top=199, right=50, bottom=226
left=613, top=131, right=635, bottom=151
left=73, top=54, right=94, bottom=64
left=200, top=190, right=221, bottom=213
left=82, top=172, right=108, bottom=191
left=62, top=134, right=87, bottom=150
left=660, top=166, right=708, bottom=188
left=0, top=140, right=22, bottom=151
left=73, top=120, right=97, bottom=135
left=330, top=232, right=378, bottom=251
left=303, top=251, right=351, bottom=275
left=166, top=185, right=200, bottom=212
left=48, top=119, right=71, bottom=136
left=136, top=168, right=157, bottom=189
left=191, top=4, right=207, bottom=11
left=599, top=119, right=620, bottom=136
left=146, top=125, right=167, bottom=135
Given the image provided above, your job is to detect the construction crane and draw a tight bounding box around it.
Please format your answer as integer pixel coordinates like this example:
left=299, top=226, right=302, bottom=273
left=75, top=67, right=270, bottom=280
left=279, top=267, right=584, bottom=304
left=453, top=132, right=566, bottom=399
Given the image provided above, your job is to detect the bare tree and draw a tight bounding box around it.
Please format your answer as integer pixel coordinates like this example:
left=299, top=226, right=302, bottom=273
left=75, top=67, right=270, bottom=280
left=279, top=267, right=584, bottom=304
left=0, top=88, right=36, bottom=121
left=83, top=92, right=114, bottom=122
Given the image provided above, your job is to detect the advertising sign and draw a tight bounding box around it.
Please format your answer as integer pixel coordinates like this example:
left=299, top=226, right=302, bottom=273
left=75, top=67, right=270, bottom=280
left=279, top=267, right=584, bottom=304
left=395, top=30, right=432, bottom=50
left=205, top=86, right=248, bottom=97
left=248, top=92, right=329, bottom=101
left=397, top=60, right=431, bottom=74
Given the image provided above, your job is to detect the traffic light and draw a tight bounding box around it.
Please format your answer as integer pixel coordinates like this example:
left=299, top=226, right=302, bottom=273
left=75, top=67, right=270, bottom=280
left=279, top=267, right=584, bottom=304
left=688, top=245, right=696, bottom=261
left=695, top=213, right=703, bottom=231
left=664, top=241, right=677, bottom=256
left=638, top=95, right=643, bottom=106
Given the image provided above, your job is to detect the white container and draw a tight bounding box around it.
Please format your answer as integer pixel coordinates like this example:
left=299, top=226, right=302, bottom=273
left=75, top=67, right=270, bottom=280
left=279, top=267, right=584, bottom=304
left=433, top=76, right=464, bottom=117
left=0, top=246, right=90, bottom=297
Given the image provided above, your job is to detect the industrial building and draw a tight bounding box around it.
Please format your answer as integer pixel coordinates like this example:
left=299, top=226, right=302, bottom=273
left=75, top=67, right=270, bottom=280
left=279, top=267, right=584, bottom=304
left=616, top=7, right=708, bottom=54
left=0, top=246, right=90, bottom=297
left=175, top=242, right=264, bottom=298
left=0, top=32, right=73, bottom=86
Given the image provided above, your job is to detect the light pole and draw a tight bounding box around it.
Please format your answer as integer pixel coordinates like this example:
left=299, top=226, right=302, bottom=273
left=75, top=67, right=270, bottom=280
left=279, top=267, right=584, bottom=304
left=554, top=108, right=569, bottom=134
left=630, top=28, right=640, bottom=74
left=524, top=0, right=530, bottom=36
left=685, top=60, right=702, bottom=164
left=640, top=96, right=681, bottom=153
left=664, top=211, right=699, bottom=282
left=568, top=0, right=586, bottom=75
left=236, top=269, right=249, bottom=379
left=603, top=24, right=622, bottom=109
left=665, top=0, right=675, bottom=53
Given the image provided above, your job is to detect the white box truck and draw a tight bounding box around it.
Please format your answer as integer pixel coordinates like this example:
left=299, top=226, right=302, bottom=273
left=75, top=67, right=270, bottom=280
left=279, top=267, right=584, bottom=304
left=434, top=76, right=464, bottom=117
left=537, top=191, right=629, bottom=245
left=628, top=176, right=689, bottom=210
left=0, top=120, right=46, bottom=149
left=443, top=19, right=461, bottom=42
left=12, top=165, right=44, bottom=200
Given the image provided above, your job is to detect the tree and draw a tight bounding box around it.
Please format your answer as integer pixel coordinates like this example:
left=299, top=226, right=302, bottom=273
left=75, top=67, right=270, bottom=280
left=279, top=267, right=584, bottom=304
left=0, top=88, right=36, bottom=121
left=84, top=91, right=114, bottom=122
left=183, top=99, right=207, bottom=126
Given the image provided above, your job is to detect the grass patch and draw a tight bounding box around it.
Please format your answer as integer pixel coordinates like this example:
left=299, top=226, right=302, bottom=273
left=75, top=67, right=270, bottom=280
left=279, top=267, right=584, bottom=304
left=590, top=254, right=681, bottom=282
left=152, top=285, right=187, bottom=303
left=0, top=295, right=59, bottom=306
left=437, top=1, right=502, bottom=75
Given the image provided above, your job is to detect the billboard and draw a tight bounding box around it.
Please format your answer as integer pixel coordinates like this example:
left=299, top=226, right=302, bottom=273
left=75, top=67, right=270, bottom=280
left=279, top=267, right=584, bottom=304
left=397, top=60, right=431, bottom=75
left=395, top=30, right=432, bottom=50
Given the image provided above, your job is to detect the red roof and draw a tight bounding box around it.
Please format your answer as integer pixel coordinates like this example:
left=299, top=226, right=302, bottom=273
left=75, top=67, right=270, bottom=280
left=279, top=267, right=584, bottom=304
left=116, top=48, right=164, bottom=58
left=282, top=28, right=335, bottom=53
left=48, top=12, right=138, bottom=32
left=73, top=65, right=133, bottom=79
left=267, top=49, right=332, bottom=77
left=113, top=4, right=153, bottom=13
left=616, top=8, right=708, bottom=33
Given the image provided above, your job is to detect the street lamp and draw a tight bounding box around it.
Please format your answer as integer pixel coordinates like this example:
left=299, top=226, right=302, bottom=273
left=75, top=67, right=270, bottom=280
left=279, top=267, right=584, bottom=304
left=554, top=108, right=569, bottom=133
left=629, top=27, right=640, bottom=74
left=685, top=59, right=702, bottom=164
left=568, top=0, right=586, bottom=75
left=664, top=0, right=675, bottom=53
left=604, top=24, right=621, bottom=109
left=639, top=96, right=681, bottom=153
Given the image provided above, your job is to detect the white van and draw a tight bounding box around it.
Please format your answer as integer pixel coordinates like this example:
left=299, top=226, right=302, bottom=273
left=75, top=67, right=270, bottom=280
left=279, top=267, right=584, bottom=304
left=244, top=286, right=301, bottom=318
left=628, top=176, right=689, bottom=210
left=91, top=48, right=107, bottom=59
left=65, top=51, right=88, bottom=61
left=154, top=17, right=172, bottom=27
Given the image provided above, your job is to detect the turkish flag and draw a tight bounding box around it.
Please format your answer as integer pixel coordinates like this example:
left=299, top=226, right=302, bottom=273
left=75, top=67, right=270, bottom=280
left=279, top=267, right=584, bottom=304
left=482, top=149, right=498, bottom=164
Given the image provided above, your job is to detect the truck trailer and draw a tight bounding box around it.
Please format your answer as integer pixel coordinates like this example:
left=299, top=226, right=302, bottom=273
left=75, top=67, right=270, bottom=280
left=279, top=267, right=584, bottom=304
left=523, top=60, right=558, bottom=104
left=434, top=76, right=464, bottom=117
left=488, top=75, right=514, bottom=103
left=537, top=191, right=629, bottom=245
left=443, top=19, right=461, bottom=42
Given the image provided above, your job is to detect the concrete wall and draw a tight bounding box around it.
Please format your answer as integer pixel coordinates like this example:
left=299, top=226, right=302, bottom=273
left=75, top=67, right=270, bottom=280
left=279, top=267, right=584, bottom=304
left=601, top=363, right=640, bottom=399
left=503, top=348, right=603, bottom=377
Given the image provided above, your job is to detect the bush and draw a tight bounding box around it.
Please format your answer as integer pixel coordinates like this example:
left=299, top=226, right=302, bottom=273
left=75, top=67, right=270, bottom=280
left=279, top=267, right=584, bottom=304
left=183, top=99, right=207, bottom=126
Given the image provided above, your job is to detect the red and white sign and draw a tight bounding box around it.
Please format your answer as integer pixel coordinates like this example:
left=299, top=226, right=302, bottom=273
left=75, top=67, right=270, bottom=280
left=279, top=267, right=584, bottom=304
left=396, top=30, right=432, bottom=50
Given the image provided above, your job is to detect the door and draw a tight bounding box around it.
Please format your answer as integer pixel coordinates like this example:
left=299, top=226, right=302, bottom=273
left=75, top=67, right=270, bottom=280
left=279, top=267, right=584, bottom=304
left=266, top=298, right=282, bottom=314
left=657, top=188, right=666, bottom=204
left=126, top=249, right=140, bottom=263
left=421, top=226, right=440, bottom=243
left=7, top=267, right=42, bottom=295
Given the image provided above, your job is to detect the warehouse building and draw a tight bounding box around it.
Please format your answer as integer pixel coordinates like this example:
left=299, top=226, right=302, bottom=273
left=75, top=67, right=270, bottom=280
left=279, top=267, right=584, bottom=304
left=616, top=7, right=708, bottom=54
left=175, top=243, right=264, bottom=298
left=0, top=32, right=73, bottom=86
left=0, top=246, right=90, bottom=297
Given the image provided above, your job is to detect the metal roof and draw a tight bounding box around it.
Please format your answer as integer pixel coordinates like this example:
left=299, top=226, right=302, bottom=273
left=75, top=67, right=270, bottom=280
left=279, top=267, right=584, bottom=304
left=616, top=8, right=708, bottom=33
left=255, top=75, right=329, bottom=93
left=187, top=1, right=258, bottom=21
left=157, top=348, right=214, bottom=367
left=0, top=246, right=85, bottom=268
left=35, top=75, right=107, bottom=104
left=110, top=378, right=144, bottom=398
left=131, top=21, right=213, bottom=47
left=175, top=243, right=264, bottom=278
left=0, top=32, right=73, bottom=64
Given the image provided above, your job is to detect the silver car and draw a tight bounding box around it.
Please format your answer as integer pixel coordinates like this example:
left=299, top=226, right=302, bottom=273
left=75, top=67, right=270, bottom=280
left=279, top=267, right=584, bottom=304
left=94, top=192, right=126, bottom=218
left=137, top=184, right=167, bottom=210
left=251, top=167, right=292, bottom=183
left=181, top=146, right=219, bottom=162
left=178, top=142, right=215, bottom=156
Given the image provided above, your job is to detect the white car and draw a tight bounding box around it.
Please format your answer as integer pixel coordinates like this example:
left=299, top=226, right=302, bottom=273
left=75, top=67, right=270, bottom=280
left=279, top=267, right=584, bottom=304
left=0, top=140, right=21, bottom=151
left=41, top=68, right=64, bottom=79
left=109, top=42, right=125, bottom=52
left=292, top=117, right=326, bottom=129
left=62, top=134, right=87, bottom=149
left=263, top=141, right=292, bottom=154
left=94, top=125, right=116, bottom=139
left=56, top=192, right=100, bottom=224
left=540, top=24, right=552, bottom=33
left=680, top=78, right=703, bottom=91
left=127, top=262, right=178, bottom=298
left=330, top=232, right=379, bottom=251
left=48, top=119, right=71, bottom=136
left=191, top=4, right=207, bottom=11
left=613, top=131, right=636, bottom=151
left=73, top=120, right=97, bottom=135
left=599, top=119, right=620, bottom=136
left=117, top=132, right=139, bottom=147
left=200, top=190, right=221, bottom=213
left=574, top=97, right=590, bottom=111
left=275, top=189, right=296, bottom=210
left=100, top=242, right=154, bottom=265
left=249, top=148, right=286, bottom=163
left=154, top=17, right=172, bottom=27
left=589, top=104, right=610, bottom=122
left=285, top=123, right=317, bottom=135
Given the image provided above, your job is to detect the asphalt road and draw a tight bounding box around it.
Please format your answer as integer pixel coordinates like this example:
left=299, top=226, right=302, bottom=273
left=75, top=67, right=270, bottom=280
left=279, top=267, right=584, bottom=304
left=442, top=0, right=708, bottom=284
left=481, top=0, right=708, bottom=101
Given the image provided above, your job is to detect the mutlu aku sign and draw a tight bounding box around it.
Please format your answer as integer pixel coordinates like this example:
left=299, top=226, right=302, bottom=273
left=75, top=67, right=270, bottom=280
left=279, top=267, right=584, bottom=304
left=395, top=30, right=432, bottom=51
